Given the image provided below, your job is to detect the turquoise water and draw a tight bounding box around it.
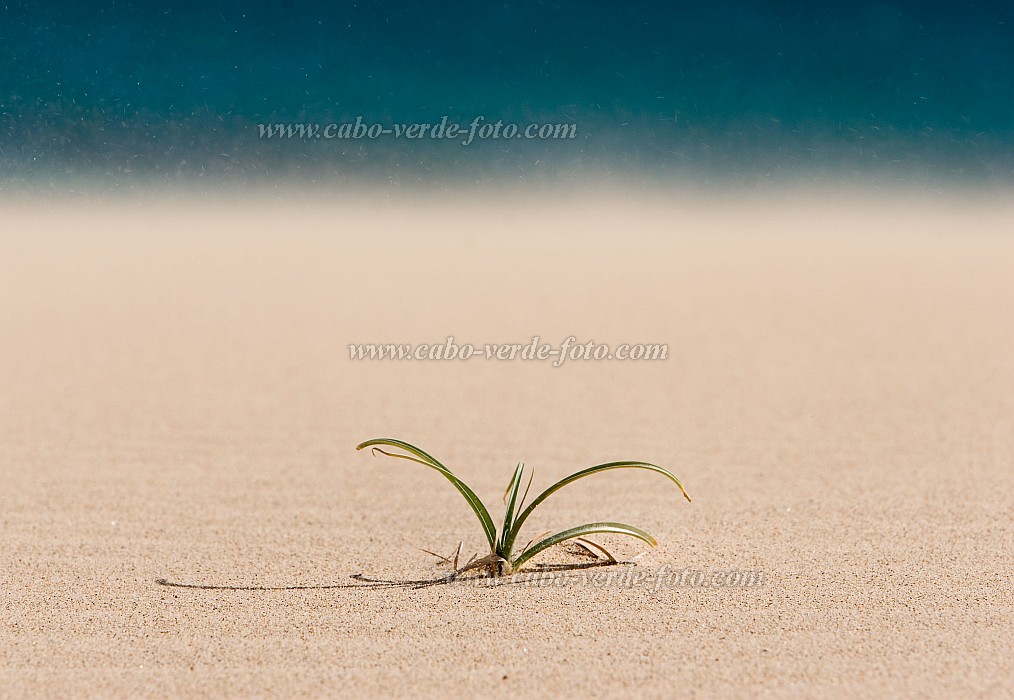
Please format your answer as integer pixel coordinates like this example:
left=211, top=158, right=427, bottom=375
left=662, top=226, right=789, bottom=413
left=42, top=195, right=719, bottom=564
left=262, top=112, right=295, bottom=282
left=2, top=2, right=1011, bottom=185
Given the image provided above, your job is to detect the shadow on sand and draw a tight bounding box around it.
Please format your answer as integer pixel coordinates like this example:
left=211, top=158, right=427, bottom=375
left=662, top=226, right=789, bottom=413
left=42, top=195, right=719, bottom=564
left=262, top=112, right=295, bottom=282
left=156, top=559, right=635, bottom=592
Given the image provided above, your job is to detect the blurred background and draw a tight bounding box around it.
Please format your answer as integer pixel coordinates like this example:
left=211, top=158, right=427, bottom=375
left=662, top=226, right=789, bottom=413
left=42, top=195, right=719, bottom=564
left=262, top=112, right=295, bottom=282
left=2, top=1, right=1011, bottom=189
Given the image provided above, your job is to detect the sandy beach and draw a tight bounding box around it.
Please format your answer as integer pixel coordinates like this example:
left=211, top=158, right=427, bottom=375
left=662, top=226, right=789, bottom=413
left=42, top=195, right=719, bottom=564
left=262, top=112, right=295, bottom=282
left=2, top=190, right=1012, bottom=697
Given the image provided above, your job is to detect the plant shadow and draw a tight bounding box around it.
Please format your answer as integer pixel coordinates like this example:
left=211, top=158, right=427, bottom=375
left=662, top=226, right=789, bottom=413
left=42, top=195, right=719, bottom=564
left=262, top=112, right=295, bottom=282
left=156, top=559, right=635, bottom=592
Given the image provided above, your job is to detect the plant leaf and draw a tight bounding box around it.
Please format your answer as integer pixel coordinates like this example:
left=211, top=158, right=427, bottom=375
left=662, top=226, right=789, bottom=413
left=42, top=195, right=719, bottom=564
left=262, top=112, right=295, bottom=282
left=511, top=522, right=656, bottom=570
left=515, top=467, right=535, bottom=523
left=498, top=463, right=525, bottom=554
left=357, top=438, right=497, bottom=551
left=573, top=537, right=617, bottom=563
left=503, top=460, right=691, bottom=555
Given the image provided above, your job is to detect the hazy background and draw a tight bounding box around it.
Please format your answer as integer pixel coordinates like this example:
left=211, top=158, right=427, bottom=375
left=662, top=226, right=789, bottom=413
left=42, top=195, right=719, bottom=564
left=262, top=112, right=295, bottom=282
left=2, top=1, right=1011, bottom=189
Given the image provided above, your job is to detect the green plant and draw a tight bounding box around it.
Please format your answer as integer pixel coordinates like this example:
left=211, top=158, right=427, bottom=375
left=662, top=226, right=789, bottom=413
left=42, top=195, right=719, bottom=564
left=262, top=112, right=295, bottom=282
left=356, top=438, right=691, bottom=576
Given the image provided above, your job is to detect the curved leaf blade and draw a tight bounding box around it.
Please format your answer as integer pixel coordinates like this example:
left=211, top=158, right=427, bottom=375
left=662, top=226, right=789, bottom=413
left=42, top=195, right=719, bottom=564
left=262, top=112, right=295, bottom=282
left=356, top=438, right=497, bottom=551
left=503, top=461, right=691, bottom=554
left=498, top=463, right=525, bottom=554
left=357, top=438, right=448, bottom=472
left=511, top=521, right=657, bottom=570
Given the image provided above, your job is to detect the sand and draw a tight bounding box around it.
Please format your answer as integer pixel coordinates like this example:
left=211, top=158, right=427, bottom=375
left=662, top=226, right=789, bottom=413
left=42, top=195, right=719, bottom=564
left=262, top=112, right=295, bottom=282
left=2, top=189, right=1012, bottom=698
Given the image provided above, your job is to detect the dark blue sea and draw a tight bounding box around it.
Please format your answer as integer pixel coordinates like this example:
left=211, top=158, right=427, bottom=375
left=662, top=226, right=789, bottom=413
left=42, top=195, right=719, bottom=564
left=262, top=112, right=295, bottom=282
left=2, top=1, right=1011, bottom=187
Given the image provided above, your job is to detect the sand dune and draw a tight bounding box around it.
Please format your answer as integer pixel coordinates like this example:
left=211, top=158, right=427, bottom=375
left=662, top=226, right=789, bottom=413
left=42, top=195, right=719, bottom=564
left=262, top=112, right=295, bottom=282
left=2, top=190, right=1012, bottom=697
